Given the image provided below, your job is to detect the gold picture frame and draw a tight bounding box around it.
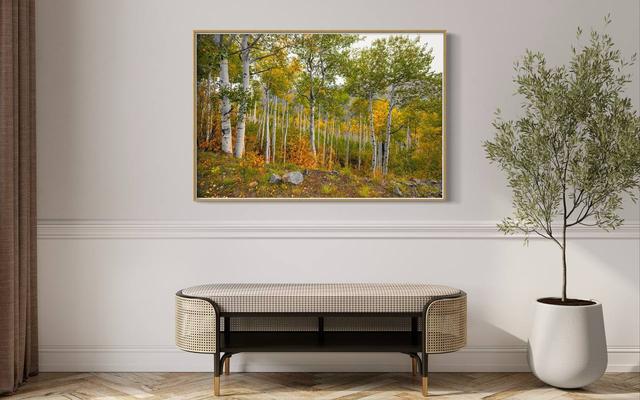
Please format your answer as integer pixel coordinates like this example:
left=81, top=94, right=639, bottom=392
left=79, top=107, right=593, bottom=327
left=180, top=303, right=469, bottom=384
left=193, top=30, right=447, bottom=201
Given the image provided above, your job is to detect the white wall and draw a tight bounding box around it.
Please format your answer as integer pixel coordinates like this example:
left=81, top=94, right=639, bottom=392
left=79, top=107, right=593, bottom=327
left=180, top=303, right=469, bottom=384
left=36, top=0, right=640, bottom=372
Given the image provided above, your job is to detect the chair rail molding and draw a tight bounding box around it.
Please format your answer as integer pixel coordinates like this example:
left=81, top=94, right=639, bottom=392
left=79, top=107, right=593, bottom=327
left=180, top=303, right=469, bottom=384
left=37, top=219, right=640, bottom=240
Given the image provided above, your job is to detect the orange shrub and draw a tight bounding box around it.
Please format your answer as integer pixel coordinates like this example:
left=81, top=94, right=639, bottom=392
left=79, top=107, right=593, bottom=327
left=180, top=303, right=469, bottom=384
left=287, top=138, right=317, bottom=168
left=243, top=151, right=265, bottom=168
left=198, top=136, right=221, bottom=151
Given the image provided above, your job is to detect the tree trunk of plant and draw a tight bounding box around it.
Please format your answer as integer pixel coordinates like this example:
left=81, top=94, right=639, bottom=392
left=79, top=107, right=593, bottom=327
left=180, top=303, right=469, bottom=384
left=297, top=106, right=302, bottom=140
left=322, top=113, right=327, bottom=166
left=300, top=107, right=304, bottom=140
left=234, top=34, right=250, bottom=158
left=368, top=95, right=377, bottom=173
left=264, top=92, right=271, bottom=163
left=272, top=96, right=278, bottom=162
left=253, top=101, right=257, bottom=123
left=259, top=89, right=268, bottom=149
left=345, top=119, right=350, bottom=168
left=358, top=115, right=362, bottom=169
left=203, top=75, right=212, bottom=142
left=283, top=100, right=289, bottom=163
left=309, top=95, right=317, bottom=156
left=330, top=118, right=335, bottom=168
left=383, top=86, right=395, bottom=175
left=562, top=225, right=567, bottom=302
left=215, top=35, right=233, bottom=155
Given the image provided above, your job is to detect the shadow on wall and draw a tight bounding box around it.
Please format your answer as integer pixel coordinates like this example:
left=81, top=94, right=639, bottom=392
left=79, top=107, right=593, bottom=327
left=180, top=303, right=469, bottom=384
left=570, top=237, right=640, bottom=295
left=444, top=33, right=459, bottom=205
left=469, top=318, right=526, bottom=348
left=428, top=319, right=528, bottom=372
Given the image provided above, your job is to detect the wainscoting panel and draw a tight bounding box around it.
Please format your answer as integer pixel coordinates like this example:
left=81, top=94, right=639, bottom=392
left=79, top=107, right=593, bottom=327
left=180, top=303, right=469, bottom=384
left=35, top=0, right=639, bottom=376
left=37, top=220, right=639, bottom=373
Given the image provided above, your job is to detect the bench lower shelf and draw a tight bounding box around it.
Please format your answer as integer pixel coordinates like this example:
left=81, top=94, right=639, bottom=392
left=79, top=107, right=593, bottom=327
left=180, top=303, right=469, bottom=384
left=219, top=331, right=422, bottom=353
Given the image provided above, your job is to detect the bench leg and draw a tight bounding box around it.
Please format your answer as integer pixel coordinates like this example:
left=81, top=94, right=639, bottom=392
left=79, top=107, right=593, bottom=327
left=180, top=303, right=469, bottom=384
left=224, top=356, right=230, bottom=375
left=422, top=353, right=429, bottom=397
left=407, top=352, right=422, bottom=381
left=220, top=352, right=233, bottom=377
left=213, top=352, right=220, bottom=396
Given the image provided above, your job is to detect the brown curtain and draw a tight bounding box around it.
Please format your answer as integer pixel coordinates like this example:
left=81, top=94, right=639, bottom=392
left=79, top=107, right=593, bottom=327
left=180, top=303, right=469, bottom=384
left=0, top=0, right=38, bottom=394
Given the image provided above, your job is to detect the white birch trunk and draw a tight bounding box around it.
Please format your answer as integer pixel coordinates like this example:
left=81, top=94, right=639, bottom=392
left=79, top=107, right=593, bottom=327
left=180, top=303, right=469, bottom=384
left=259, top=91, right=268, bottom=148
left=280, top=98, right=286, bottom=132
left=215, top=34, right=233, bottom=154
left=264, top=92, right=271, bottom=163
left=330, top=118, right=335, bottom=167
left=345, top=119, right=350, bottom=168
left=309, top=97, right=317, bottom=156
left=283, top=101, right=289, bottom=163
left=368, top=96, right=377, bottom=173
left=208, top=76, right=215, bottom=142
left=202, top=77, right=211, bottom=141
left=253, top=101, right=257, bottom=123
left=234, top=34, right=250, bottom=158
left=272, top=96, right=278, bottom=162
left=382, top=87, right=396, bottom=175
left=322, top=114, right=328, bottom=166
left=358, top=115, right=362, bottom=169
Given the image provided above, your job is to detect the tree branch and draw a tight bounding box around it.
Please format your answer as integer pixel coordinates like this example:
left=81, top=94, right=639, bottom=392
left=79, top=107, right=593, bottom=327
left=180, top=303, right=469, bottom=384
left=566, top=201, right=593, bottom=227
left=566, top=189, right=586, bottom=219
left=251, top=44, right=289, bottom=63
left=518, top=226, right=563, bottom=248
left=252, top=66, right=279, bottom=75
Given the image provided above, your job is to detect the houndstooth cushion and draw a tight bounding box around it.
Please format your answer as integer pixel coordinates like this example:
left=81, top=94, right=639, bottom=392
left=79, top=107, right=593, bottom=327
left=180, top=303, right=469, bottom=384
left=181, top=283, right=460, bottom=313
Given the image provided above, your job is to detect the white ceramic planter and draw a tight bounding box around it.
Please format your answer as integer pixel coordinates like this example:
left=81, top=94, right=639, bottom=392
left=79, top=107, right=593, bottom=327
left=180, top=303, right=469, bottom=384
left=528, top=299, right=607, bottom=388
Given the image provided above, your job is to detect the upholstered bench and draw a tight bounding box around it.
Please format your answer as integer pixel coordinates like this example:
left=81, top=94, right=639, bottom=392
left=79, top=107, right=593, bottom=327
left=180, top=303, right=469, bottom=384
left=175, top=283, right=466, bottom=397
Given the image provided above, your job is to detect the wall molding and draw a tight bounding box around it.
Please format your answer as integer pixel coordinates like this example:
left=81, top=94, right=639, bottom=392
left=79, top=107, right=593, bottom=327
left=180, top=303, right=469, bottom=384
left=37, top=219, right=640, bottom=240
left=39, top=345, right=639, bottom=373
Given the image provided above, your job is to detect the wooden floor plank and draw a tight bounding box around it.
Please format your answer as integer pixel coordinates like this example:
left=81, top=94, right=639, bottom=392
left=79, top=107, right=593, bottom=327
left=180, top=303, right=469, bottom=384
left=7, top=372, right=639, bottom=399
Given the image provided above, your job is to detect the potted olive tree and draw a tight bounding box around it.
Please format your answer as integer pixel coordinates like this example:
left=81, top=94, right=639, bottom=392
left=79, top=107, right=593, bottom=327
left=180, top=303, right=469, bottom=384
left=484, top=19, right=640, bottom=389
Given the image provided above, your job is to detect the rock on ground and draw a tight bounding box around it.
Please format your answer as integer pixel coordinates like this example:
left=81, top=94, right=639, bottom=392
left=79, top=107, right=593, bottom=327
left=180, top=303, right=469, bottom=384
left=269, top=174, right=282, bottom=184
left=282, top=171, right=304, bottom=185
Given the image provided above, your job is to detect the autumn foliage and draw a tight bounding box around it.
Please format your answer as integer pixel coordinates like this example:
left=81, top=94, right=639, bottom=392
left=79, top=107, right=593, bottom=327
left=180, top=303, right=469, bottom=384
left=196, top=33, right=444, bottom=198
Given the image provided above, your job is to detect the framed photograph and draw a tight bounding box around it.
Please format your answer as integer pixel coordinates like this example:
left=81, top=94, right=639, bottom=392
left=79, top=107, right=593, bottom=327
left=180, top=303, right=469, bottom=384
left=194, top=31, right=446, bottom=200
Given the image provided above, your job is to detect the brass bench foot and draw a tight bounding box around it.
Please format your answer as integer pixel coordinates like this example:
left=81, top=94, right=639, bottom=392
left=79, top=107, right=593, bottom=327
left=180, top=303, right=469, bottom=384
left=214, top=376, right=220, bottom=396
left=224, top=357, right=230, bottom=375
left=422, top=376, right=428, bottom=397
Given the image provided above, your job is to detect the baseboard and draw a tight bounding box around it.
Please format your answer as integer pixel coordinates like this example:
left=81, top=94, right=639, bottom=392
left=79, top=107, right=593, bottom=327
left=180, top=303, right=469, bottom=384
left=39, top=345, right=639, bottom=373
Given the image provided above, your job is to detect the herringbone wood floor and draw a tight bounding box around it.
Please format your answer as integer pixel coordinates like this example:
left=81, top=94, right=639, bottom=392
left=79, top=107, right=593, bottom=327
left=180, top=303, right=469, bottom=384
left=8, top=372, right=640, bottom=399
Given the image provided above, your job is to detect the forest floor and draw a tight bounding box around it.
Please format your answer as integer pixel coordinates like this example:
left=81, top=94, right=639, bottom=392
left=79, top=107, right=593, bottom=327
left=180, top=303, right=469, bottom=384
left=196, top=151, right=442, bottom=199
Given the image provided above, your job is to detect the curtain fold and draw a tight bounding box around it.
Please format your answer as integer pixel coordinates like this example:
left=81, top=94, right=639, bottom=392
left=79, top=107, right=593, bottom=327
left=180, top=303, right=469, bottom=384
left=0, top=0, right=38, bottom=394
